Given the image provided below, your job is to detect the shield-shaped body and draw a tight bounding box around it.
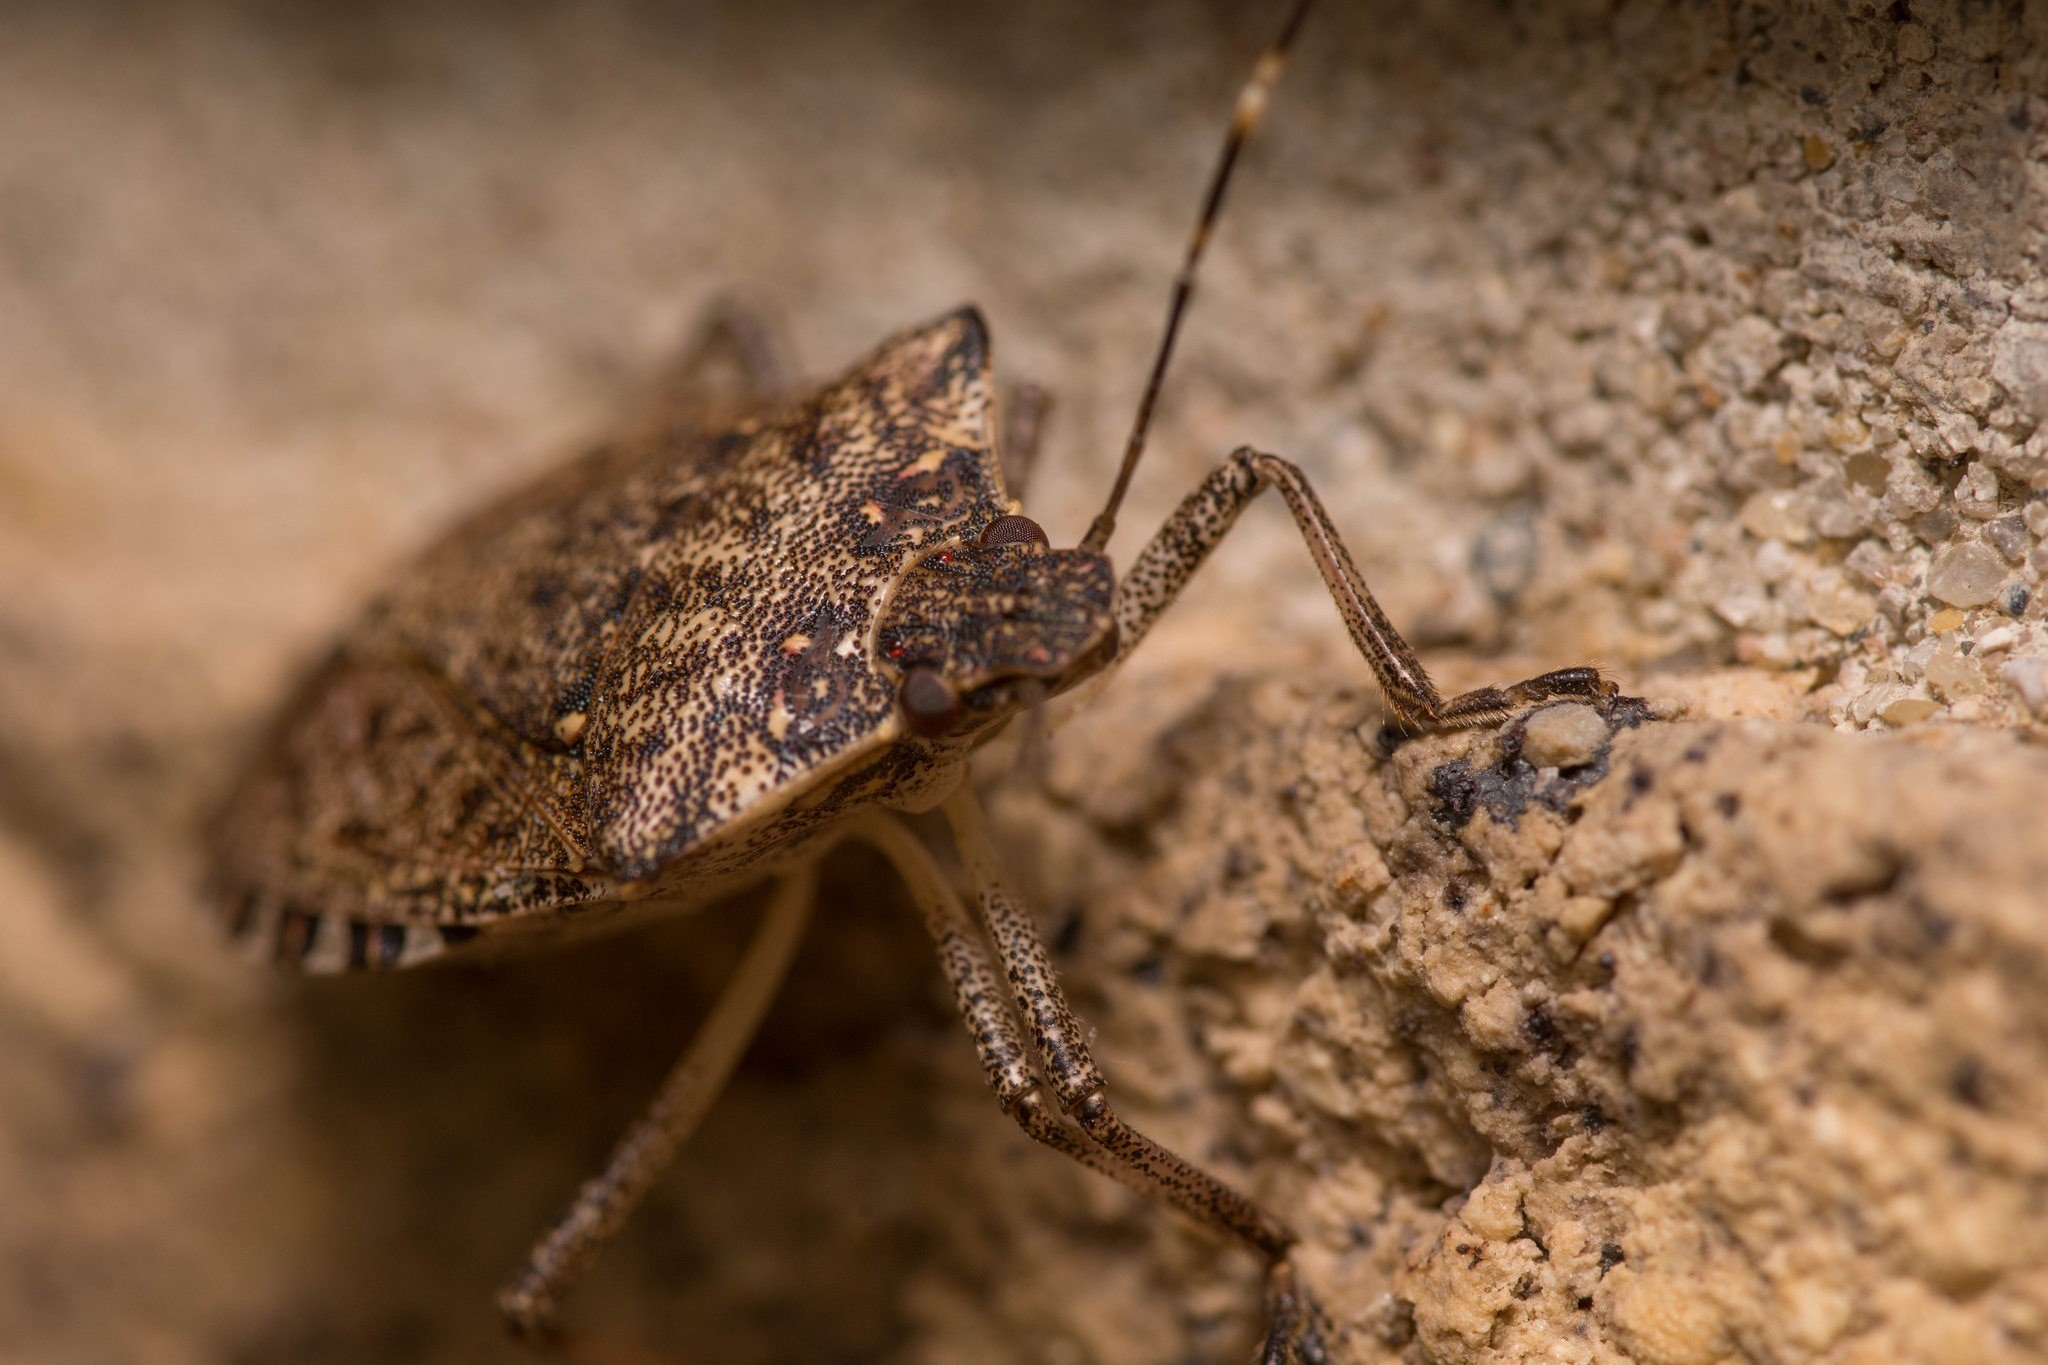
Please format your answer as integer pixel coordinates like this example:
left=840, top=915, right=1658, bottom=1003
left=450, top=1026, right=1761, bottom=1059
left=211, top=308, right=1034, bottom=971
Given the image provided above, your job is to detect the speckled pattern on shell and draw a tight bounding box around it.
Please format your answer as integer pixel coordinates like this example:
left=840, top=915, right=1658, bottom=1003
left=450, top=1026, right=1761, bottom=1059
left=209, top=308, right=1017, bottom=968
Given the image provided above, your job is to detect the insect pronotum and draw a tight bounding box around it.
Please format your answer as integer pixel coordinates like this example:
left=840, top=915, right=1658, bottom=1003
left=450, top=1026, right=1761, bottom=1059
left=208, top=1, right=1616, bottom=1357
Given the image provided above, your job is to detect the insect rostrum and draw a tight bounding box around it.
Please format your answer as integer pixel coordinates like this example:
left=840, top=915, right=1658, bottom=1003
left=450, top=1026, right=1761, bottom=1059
left=208, top=1, right=1613, bottom=1356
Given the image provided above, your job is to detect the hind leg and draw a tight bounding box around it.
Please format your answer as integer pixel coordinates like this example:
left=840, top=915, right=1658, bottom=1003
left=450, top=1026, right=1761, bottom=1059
left=498, top=867, right=815, bottom=1354
left=644, top=298, right=790, bottom=420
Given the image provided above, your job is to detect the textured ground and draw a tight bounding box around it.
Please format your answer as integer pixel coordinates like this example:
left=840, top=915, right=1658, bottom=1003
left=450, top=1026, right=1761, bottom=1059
left=1016, top=678, right=2048, bottom=1363
left=2, top=1, right=2045, bottom=1362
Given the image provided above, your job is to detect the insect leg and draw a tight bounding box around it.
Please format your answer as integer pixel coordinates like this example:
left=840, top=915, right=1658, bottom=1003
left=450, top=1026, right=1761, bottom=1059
left=646, top=297, right=790, bottom=418
left=853, top=813, right=1139, bottom=1189
left=999, top=382, right=1054, bottom=503
left=940, top=793, right=1330, bottom=1362
left=940, top=793, right=1288, bottom=1251
left=497, top=865, right=816, bottom=1349
left=1112, top=446, right=1615, bottom=731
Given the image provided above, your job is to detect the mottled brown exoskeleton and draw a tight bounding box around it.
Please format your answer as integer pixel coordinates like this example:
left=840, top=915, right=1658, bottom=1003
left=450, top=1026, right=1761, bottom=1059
left=209, top=2, right=1614, bottom=1359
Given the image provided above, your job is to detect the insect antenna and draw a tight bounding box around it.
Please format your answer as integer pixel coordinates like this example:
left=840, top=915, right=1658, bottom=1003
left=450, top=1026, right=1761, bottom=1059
left=1009, top=678, right=1053, bottom=784
left=1078, top=0, right=1317, bottom=555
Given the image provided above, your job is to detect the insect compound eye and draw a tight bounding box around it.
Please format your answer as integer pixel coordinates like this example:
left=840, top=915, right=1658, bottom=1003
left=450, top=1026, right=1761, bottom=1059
left=977, top=514, right=1050, bottom=550
left=899, top=666, right=965, bottom=737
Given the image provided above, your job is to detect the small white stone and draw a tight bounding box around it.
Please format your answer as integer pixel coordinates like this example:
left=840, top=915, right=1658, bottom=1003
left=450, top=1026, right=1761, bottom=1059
left=1923, top=646, right=1984, bottom=701
left=1813, top=494, right=1876, bottom=541
left=1804, top=569, right=1874, bottom=637
left=1755, top=539, right=1801, bottom=583
left=1842, top=539, right=1892, bottom=587
left=1713, top=582, right=1771, bottom=629
left=1974, top=626, right=2019, bottom=654
left=1954, top=462, right=2001, bottom=520
left=1521, top=704, right=1610, bottom=769
left=1987, top=514, right=2030, bottom=562
left=1852, top=683, right=1906, bottom=725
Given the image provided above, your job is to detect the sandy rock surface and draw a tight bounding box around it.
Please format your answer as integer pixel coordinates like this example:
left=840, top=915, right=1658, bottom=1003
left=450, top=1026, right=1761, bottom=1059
left=1014, top=681, right=2048, bottom=1362
left=3, top=1, right=2045, bottom=1362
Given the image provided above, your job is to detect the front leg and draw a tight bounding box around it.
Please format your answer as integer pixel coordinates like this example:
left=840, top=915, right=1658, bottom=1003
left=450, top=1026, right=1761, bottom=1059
left=1112, top=446, right=1613, bottom=730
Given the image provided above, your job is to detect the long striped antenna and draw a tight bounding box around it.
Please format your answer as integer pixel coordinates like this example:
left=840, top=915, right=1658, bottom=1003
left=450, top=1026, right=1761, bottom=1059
left=1078, top=0, right=1316, bottom=555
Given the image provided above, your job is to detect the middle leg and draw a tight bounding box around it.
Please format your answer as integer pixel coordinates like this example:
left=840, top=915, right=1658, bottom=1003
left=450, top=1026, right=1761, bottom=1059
left=853, top=811, right=1144, bottom=1192
left=857, top=808, right=1326, bottom=1360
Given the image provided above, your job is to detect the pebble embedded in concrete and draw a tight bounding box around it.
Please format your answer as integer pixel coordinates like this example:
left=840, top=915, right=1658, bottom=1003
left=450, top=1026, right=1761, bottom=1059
left=1926, top=542, right=2008, bottom=607
left=1520, top=703, right=1610, bottom=768
left=1987, top=514, right=2030, bottom=562
left=1880, top=694, right=1941, bottom=726
left=1805, top=570, right=1876, bottom=637
left=2002, top=657, right=2048, bottom=713
left=1923, top=645, right=1984, bottom=701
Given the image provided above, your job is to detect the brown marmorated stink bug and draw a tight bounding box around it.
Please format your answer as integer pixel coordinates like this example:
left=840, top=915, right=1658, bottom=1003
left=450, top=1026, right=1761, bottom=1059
left=208, top=2, right=1615, bottom=1358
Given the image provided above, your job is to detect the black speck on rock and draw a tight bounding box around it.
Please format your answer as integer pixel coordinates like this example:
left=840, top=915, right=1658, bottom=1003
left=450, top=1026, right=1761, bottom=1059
left=1427, top=759, right=1481, bottom=829
left=1523, top=1001, right=1561, bottom=1050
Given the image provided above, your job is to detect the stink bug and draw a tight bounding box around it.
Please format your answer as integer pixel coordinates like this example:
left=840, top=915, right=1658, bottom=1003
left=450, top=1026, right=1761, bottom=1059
left=208, top=1, right=1615, bottom=1357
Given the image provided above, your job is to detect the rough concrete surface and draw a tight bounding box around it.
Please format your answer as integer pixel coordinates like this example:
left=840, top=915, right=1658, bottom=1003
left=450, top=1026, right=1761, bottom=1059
left=2, top=1, right=2045, bottom=1362
left=1020, top=682, right=2048, bottom=1363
